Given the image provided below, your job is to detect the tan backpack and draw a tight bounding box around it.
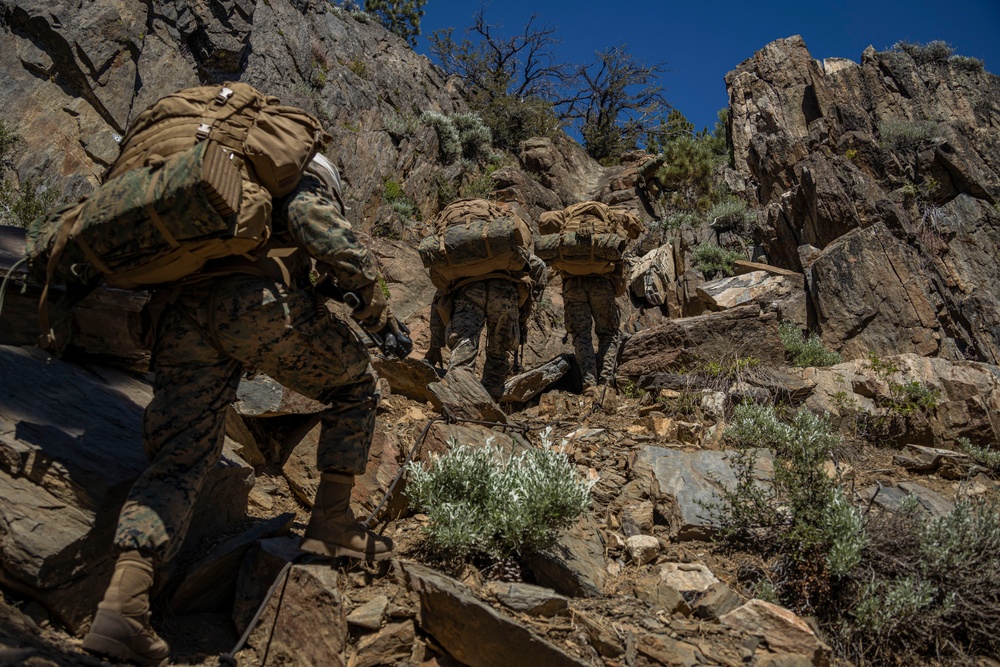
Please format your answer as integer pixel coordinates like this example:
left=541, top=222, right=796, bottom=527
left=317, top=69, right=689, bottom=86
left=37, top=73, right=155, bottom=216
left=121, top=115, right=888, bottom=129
left=26, top=82, right=330, bottom=291
left=536, top=201, right=644, bottom=276
left=418, top=198, right=533, bottom=292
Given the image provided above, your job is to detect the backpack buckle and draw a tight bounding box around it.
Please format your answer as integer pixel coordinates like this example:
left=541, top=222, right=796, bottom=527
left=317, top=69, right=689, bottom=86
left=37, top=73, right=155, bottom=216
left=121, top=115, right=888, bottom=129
left=215, top=87, right=234, bottom=105
left=196, top=123, right=212, bottom=140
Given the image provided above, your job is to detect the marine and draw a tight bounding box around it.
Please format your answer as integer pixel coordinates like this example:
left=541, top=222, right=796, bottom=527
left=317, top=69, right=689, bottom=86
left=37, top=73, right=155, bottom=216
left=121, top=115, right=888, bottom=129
left=81, top=153, right=411, bottom=666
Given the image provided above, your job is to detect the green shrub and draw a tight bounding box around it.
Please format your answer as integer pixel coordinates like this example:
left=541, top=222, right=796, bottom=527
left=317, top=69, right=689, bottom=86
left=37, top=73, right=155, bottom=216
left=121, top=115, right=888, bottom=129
left=877, top=119, right=940, bottom=151
left=382, top=178, right=416, bottom=219
left=956, top=437, right=1000, bottom=475
left=708, top=404, right=865, bottom=601
left=655, top=134, right=725, bottom=211
left=779, top=321, right=843, bottom=367
left=949, top=54, right=985, bottom=72
left=846, top=496, right=1000, bottom=664
left=691, top=243, right=743, bottom=278
left=893, top=40, right=954, bottom=65
left=421, top=111, right=496, bottom=164
left=405, top=432, right=593, bottom=561
left=658, top=211, right=702, bottom=232
left=707, top=195, right=752, bottom=233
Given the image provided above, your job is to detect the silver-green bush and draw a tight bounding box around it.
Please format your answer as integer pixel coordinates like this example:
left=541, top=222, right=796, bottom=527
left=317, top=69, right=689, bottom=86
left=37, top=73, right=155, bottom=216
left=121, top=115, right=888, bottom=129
left=405, top=432, right=593, bottom=561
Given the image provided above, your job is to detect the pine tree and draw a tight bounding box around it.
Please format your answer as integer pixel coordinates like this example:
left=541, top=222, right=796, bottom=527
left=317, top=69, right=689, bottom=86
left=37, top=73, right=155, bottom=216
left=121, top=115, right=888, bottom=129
left=365, top=0, right=426, bottom=46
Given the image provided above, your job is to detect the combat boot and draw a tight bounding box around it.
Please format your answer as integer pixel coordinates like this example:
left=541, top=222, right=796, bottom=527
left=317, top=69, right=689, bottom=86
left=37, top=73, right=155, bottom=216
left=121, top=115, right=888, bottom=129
left=300, top=472, right=394, bottom=561
left=82, top=551, right=170, bottom=667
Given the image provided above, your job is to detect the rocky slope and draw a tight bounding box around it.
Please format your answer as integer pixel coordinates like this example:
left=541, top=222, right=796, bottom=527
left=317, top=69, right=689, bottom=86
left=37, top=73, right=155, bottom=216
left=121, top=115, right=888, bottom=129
left=1, top=3, right=999, bottom=667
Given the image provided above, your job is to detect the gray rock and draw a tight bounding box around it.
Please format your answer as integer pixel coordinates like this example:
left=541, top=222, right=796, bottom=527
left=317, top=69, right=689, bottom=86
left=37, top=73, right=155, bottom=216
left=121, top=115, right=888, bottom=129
left=527, top=517, right=607, bottom=598
left=502, top=354, right=572, bottom=404
left=346, top=595, right=389, bottom=631
left=633, top=575, right=689, bottom=616
left=692, top=582, right=742, bottom=620
left=720, top=599, right=831, bottom=667
left=632, top=445, right=774, bottom=540
left=427, top=368, right=507, bottom=424
left=485, top=581, right=569, bottom=616
left=625, top=535, right=660, bottom=565
left=246, top=563, right=347, bottom=666
left=860, top=483, right=955, bottom=518
left=402, top=562, right=589, bottom=667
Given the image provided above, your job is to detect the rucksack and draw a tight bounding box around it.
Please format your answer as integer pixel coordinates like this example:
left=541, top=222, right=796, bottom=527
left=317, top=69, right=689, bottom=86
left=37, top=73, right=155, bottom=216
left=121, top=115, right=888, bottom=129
left=535, top=201, right=644, bottom=276
left=26, top=82, right=330, bottom=291
left=628, top=244, right=676, bottom=306
left=418, top=198, right=532, bottom=292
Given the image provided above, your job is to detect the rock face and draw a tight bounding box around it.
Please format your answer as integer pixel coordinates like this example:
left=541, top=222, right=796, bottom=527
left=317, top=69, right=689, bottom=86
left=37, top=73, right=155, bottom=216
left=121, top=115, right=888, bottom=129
left=727, top=35, right=1000, bottom=363
left=0, top=345, right=253, bottom=633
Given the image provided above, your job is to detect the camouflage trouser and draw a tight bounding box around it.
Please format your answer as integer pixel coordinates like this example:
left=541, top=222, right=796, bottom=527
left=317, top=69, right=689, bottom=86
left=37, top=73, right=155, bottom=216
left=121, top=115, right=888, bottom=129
left=114, top=275, right=378, bottom=563
left=563, top=275, right=622, bottom=387
left=446, top=279, right=520, bottom=399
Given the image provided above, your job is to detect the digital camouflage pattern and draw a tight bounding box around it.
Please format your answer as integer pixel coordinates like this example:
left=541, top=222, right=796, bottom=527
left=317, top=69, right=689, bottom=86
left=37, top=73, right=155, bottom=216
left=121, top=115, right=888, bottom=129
left=114, top=175, right=381, bottom=563
left=116, top=275, right=378, bottom=561
left=563, top=275, right=621, bottom=387
left=446, top=279, right=520, bottom=400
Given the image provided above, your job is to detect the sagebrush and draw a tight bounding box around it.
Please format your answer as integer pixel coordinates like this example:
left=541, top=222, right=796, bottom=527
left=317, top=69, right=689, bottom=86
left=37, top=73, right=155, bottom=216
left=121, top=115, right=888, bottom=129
left=405, top=433, right=593, bottom=561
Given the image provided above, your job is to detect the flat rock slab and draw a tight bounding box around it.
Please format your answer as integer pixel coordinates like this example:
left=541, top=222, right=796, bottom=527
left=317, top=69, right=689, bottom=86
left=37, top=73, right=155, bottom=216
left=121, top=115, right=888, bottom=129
left=346, top=594, right=389, bottom=630
left=402, top=562, right=589, bottom=667
left=860, top=482, right=955, bottom=518
left=484, top=581, right=569, bottom=616
left=502, top=354, right=572, bottom=404
left=372, top=356, right=442, bottom=402
left=427, top=368, right=506, bottom=423
left=721, top=599, right=831, bottom=667
left=632, top=445, right=774, bottom=540
left=696, top=271, right=799, bottom=311
left=420, top=422, right=529, bottom=461
left=244, top=563, right=347, bottom=667
left=617, top=305, right=784, bottom=380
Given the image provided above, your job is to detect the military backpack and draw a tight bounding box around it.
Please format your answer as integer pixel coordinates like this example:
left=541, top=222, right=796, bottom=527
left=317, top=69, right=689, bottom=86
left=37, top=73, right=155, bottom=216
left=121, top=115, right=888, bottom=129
left=26, top=82, right=330, bottom=292
left=418, top=198, right=533, bottom=292
left=535, top=201, right=644, bottom=276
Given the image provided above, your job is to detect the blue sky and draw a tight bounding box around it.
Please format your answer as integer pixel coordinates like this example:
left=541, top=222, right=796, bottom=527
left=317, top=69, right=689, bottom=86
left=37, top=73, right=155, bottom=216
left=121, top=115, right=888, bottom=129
left=416, top=0, right=1000, bottom=134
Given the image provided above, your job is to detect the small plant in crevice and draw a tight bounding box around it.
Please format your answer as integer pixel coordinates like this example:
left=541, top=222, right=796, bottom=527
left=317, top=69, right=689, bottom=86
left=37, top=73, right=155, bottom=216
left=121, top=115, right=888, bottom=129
left=690, top=243, right=743, bottom=279
left=405, top=431, right=594, bottom=564
left=779, top=321, right=843, bottom=368
left=382, top=178, right=417, bottom=220
left=956, top=437, right=1000, bottom=475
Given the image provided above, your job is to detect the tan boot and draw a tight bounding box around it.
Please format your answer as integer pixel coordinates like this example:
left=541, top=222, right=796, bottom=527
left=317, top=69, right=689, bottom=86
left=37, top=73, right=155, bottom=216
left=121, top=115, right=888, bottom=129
left=300, top=472, right=394, bottom=561
left=82, top=551, right=170, bottom=667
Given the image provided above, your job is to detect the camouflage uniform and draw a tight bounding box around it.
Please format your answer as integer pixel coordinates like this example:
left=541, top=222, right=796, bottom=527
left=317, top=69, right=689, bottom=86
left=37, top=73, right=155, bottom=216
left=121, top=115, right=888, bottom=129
left=443, top=253, right=547, bottom=400
left=114, top=173, right=381, bottom=563
left=562, top=274, right=621, bottom=388
left=446, top=279, right=520, bottom=400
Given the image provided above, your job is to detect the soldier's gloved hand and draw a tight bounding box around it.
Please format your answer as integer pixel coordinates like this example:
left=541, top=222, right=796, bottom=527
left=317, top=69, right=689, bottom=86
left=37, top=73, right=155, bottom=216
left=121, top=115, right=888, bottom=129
left=370, top=316, right=412, bottom=359
left=352, top=282, right=388, bottom=330
left=424, top=346, right=444, bottom=368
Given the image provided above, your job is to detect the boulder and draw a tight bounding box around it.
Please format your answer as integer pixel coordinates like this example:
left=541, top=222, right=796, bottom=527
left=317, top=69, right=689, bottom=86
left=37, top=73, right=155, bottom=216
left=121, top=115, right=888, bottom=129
left=502, top=354, right=572, bottom=404
left=527, top=517, right=607, bottom=598
left=617, top=306, right=784, bottom=380
left=696, top=271, right=801, bottom=313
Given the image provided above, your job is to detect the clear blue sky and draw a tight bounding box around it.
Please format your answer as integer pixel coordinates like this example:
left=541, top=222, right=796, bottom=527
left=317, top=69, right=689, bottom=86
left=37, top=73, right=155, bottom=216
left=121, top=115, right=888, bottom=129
left=416, top=0, right=1000, bottom=134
